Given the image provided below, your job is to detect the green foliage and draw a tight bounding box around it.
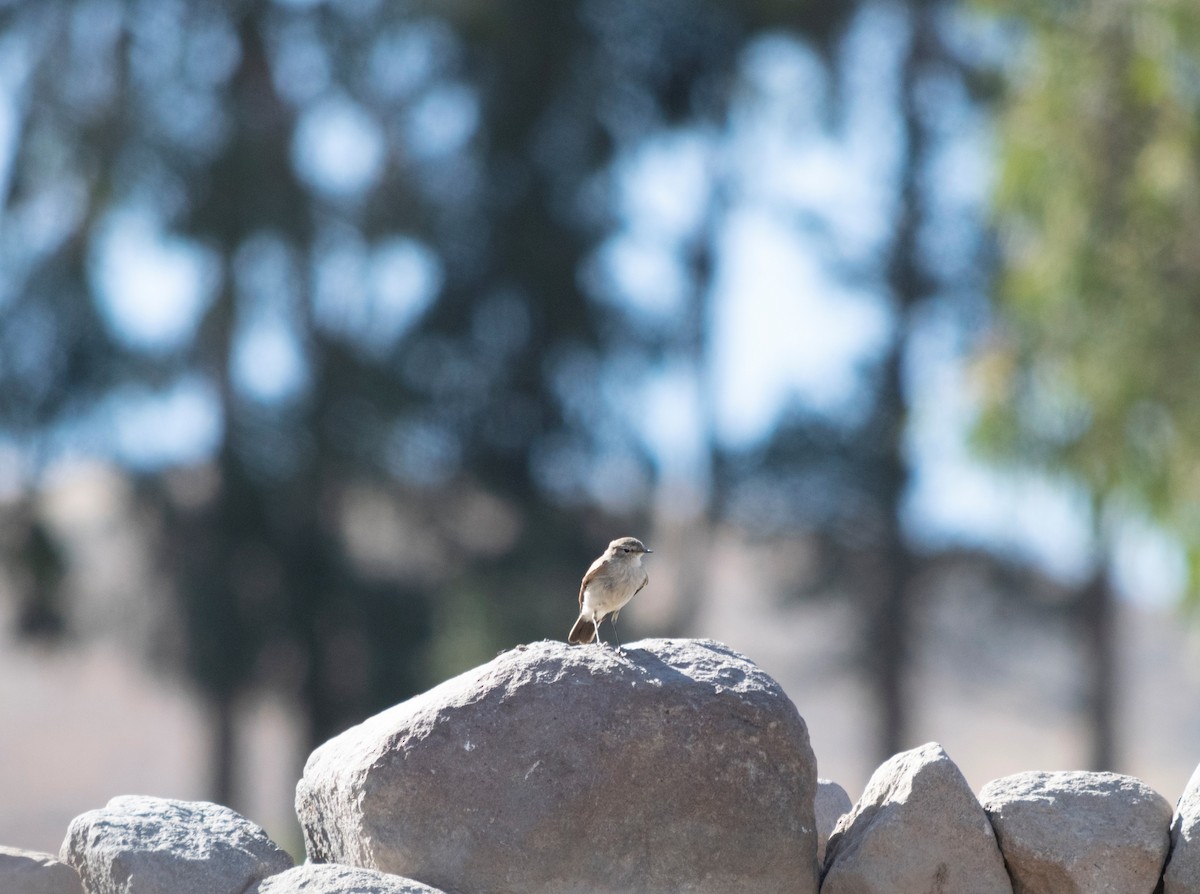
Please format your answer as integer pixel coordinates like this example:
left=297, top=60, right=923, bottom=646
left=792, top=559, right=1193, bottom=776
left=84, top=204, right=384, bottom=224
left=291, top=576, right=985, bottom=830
left=976, top=0, right=1200, bottom=595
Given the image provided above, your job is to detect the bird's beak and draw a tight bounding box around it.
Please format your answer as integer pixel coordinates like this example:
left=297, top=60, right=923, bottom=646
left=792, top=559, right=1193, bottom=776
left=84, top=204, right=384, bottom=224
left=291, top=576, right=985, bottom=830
left=644, top=548, right=653, bottom=554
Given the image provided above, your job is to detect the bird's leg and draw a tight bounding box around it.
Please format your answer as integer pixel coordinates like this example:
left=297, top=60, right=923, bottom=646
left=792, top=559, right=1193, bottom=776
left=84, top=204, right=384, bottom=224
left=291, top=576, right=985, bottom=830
left=610, top=614, right=622, bottom=651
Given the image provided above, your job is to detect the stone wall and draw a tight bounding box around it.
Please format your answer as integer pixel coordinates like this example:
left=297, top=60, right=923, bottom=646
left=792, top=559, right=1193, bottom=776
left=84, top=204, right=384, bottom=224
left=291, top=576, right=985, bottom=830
left=6, top=638, right=1200, bottom=894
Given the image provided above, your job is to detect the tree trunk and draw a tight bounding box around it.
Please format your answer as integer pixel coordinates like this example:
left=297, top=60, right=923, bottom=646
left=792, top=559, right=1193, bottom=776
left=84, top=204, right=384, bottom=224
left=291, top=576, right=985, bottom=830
left=866, top=1, right=934, bottom=760
left=1080, top=565, right=1117, bottom=770
left=208, top=692, right=237, bottom=808
left=872, top=339, right=914, bottom=758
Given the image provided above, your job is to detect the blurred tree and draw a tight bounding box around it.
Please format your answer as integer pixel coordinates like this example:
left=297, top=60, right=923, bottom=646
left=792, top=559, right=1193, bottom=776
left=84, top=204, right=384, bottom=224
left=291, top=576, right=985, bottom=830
left=974, top=0, right=1200, bottom=767
left=716, top=0, right=996, bottom=760
left=864, top=0, right=932, bottom=759
left=0, top=0, right=865, bottom=809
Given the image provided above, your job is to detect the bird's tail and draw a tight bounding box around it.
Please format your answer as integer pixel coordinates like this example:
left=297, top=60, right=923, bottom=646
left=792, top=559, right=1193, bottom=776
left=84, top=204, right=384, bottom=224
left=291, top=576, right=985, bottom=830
left=568, top=616, right=597, bottom=644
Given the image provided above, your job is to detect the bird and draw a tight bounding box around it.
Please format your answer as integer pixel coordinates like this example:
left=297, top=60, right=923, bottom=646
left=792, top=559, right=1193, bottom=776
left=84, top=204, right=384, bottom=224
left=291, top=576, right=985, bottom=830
left=567, top=536, right=652, bottom=648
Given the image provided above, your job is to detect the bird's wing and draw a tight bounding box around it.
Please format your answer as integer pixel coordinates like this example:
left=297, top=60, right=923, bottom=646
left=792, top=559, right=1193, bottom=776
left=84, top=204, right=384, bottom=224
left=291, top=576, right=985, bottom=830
left=578, top=554, right=607, bottom=607
left=612, top=572, right=647, bottom=622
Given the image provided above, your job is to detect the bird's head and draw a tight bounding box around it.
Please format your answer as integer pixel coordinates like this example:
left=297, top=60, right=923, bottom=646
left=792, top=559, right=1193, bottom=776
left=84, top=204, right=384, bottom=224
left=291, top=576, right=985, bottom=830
left=608, top=537, right=652, bottom=560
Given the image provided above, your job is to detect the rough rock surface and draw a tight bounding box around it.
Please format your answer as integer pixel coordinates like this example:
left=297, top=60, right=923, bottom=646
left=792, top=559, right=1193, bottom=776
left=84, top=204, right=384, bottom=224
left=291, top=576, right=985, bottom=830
left=815, top=780, right=852, bottom=866
left=821, top=742, right=1012, bottom=894
left=1167, top=763, right=1200, bottom=894
left=296, top=638, right=819, bottom=894
left=249, top=863, right=447, bottom=893
left=980, top=770, right=1172, bottom=894
left=61, top=795, right=292, bottom=894
left=0, top=846, right=83, bottom=894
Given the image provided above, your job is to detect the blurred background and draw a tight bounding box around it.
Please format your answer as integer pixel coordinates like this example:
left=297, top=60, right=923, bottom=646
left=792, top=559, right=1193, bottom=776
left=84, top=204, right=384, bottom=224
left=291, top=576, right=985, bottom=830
left=3, top=0, right=1200, bottom=857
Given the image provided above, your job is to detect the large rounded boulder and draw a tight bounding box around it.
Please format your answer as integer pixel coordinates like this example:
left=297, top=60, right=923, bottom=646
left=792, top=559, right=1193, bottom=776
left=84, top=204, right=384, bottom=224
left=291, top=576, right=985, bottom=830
left=296, top=638, right=819, bottom=894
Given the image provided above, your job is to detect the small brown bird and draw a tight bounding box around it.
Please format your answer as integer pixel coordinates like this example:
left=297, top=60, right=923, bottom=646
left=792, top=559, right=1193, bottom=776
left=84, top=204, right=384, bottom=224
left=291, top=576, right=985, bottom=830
left=567, top=537, right=652, bottom=647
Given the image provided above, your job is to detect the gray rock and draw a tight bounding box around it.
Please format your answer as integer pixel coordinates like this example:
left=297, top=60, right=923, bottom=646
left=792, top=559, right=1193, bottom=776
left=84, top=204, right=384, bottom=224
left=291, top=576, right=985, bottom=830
left=815, top=780, right=852, bottom=866
left=821, top=742, right=1012, bottom=894
left=0, top=846, right=83, bottom=894
left=296, top=638, right=819, bottom=894
left=980, top=770, right=1172, bottom=894
left=1164, top=763, right=1200, bottom=894
left=61, top=795, right=292, bottom=894
left=249, top=863, right=446, bottom=893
